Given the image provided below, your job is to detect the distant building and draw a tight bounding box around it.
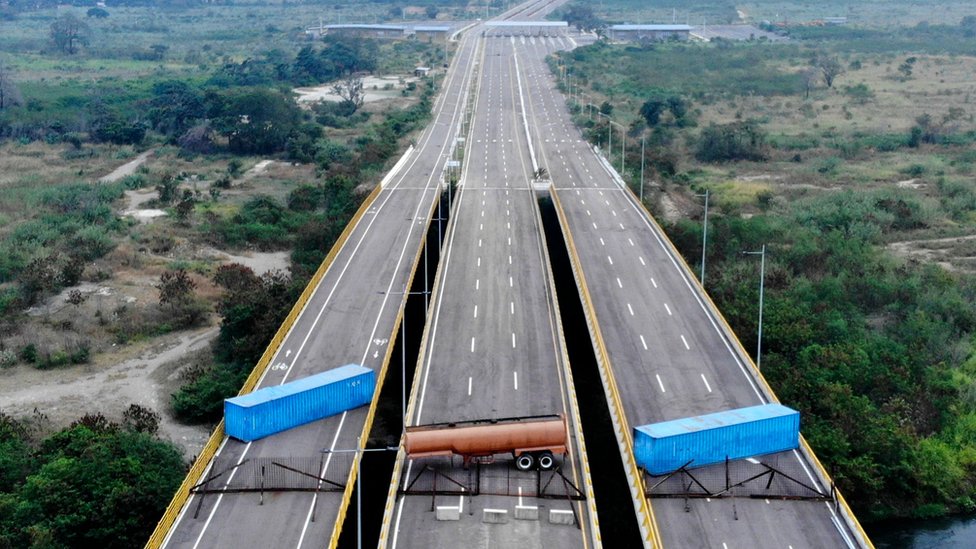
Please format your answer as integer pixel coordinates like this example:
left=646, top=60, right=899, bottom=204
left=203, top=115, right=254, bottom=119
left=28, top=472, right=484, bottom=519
left=608, top=24, right=692, bottom=42
left=314, top=24, right=408, bottom=39
left=414, top=66, right=431, bottom=77
left=413, top=25, right=451, bottom=42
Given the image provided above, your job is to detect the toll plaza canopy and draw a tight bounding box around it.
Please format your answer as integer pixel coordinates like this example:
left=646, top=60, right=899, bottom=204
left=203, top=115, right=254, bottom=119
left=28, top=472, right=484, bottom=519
left=483, top=21, right=568, bottom=27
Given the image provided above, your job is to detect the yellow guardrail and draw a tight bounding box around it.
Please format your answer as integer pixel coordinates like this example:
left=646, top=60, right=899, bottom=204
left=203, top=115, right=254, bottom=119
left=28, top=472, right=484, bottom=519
left=378, top=190, right=459, bottom=546
left=621, top=184, right=875, bottom=549
left=145, top=183, right=384, bottom=549
left=328, top=193, right=440, bottom=548
left=550, top=188, right=661, bottom=549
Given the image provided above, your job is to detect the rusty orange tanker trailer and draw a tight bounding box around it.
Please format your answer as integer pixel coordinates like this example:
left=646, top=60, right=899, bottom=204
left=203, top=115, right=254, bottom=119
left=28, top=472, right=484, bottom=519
left=404, top=414, right=568, bottom=471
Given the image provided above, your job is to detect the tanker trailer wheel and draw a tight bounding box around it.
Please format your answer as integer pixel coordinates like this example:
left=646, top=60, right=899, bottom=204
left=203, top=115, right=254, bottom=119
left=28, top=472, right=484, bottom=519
left=515, top=453, right=535, bottom=471
left=537, top=451, right=555, bottom=471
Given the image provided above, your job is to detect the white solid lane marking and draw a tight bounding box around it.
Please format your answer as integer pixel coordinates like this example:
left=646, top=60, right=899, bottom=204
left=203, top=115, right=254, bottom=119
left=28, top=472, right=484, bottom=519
left=701, top=374, right=712, bottom=393
left=681, top=335, right=690, bottom=350
left=513, top=371, right=519, bottom=389
left=627, top=303, right=634, bottom=316
left=639, top=256, right=646, bottom=266
left=471, top=337, right=476, bottom=353
left=468, top=377, right=472, bottom=396
left=664, top=304, right=672, bottom=316
left=640, top=335, right=648, bottom=350
left=656, top=374, right=666, bottom=393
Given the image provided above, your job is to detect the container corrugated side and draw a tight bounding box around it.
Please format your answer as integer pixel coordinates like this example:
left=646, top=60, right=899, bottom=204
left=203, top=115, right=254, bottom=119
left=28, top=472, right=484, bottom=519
left=224, top=364, right=376, bottom=442
left=633, top=404, right=800, bottom=475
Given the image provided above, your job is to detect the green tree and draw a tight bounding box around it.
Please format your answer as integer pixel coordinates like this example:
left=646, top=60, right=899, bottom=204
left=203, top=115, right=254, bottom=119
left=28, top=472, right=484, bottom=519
left=157, top=269, right=206, bottom=327
left=0, top=61, right=23, bottom=110
left=209, top=89, right=302, bottom=154
left=148, top=81, right=206, bottom=138
left=49, top=13, right=92, bottom=55
left=813, top=52, right=844, bottom=88
left=562, top=3, right=602, bottom=33
left=695, top=120, right=769, bottom=162
left=7, top=419, right=184, bottom=549
left=640, top=98, right=666, bottom=126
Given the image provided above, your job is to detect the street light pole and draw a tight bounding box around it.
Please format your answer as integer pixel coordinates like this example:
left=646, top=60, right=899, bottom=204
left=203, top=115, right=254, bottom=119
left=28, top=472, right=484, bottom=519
left=695, top=189, right=709, bottom=286
left=742, top=244, right=766, bottom=370
left=620, top=124, right=625, bottom=174
left=639, top=135, right=645, bottom=203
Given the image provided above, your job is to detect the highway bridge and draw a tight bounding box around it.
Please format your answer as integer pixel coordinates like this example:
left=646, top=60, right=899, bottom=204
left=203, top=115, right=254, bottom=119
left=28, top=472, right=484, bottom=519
left=149, top=1, right=873, bottom=547
left=377, top=21, right=600, bottom=549
left=510, top=17, right=874, bottom=549
left=147, top=17, right=481, bottom=549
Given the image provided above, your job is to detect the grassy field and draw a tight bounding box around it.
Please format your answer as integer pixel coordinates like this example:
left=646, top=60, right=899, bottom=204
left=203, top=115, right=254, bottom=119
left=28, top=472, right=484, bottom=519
left=574, top=0, right=976, bottom=27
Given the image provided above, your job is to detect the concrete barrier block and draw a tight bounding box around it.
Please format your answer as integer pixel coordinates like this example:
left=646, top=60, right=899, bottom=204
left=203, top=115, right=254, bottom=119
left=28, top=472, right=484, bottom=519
left=436, top=506, right=460, bottom=521
left=482, top=508, right=509, bottom=524
left=515, top=505, right=539, bottom=521
left=549, top=509, right=575, bottom=525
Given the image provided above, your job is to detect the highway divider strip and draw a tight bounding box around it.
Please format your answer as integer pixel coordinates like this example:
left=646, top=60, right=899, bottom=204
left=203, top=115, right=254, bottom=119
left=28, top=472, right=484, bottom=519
left=380, top=145, right=414, bottom=189
left=538, top=186, right=602, bottom=548
left=145, top=182, right=383, bottom=549
left=377, top=34, right=483, bottom=548
left=550, top=188, right=661, bottom=549
left=616, top=172, right=875, bottom=549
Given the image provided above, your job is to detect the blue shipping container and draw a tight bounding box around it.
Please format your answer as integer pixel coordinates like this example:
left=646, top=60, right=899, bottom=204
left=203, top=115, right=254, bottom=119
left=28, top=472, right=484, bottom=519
left=633, top=404, right=800, bottom=475
left=224, top=364, right=375, bottom=442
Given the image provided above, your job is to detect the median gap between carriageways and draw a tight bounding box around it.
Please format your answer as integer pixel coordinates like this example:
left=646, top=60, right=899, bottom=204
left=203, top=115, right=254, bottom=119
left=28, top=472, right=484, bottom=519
left=337, top=186, right=452, bottom=549
left=539, top=195, right=644, bottom=547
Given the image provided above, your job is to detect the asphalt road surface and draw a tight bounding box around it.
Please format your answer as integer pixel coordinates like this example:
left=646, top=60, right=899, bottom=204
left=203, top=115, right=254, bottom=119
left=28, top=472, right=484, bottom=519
left=381, top=28, right=598, bottom=549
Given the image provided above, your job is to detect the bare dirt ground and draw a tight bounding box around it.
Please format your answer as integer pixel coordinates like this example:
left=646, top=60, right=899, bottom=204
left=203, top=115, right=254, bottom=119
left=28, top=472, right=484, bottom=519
left=2, top=152, right=295, bottom=458
left=294, top=74, right=418, bottom=104
left=0, top=327, right=217, bottom=457
left=887, top=234, right=976, bottom=274
left=99, top=150, right=153, bottom=183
